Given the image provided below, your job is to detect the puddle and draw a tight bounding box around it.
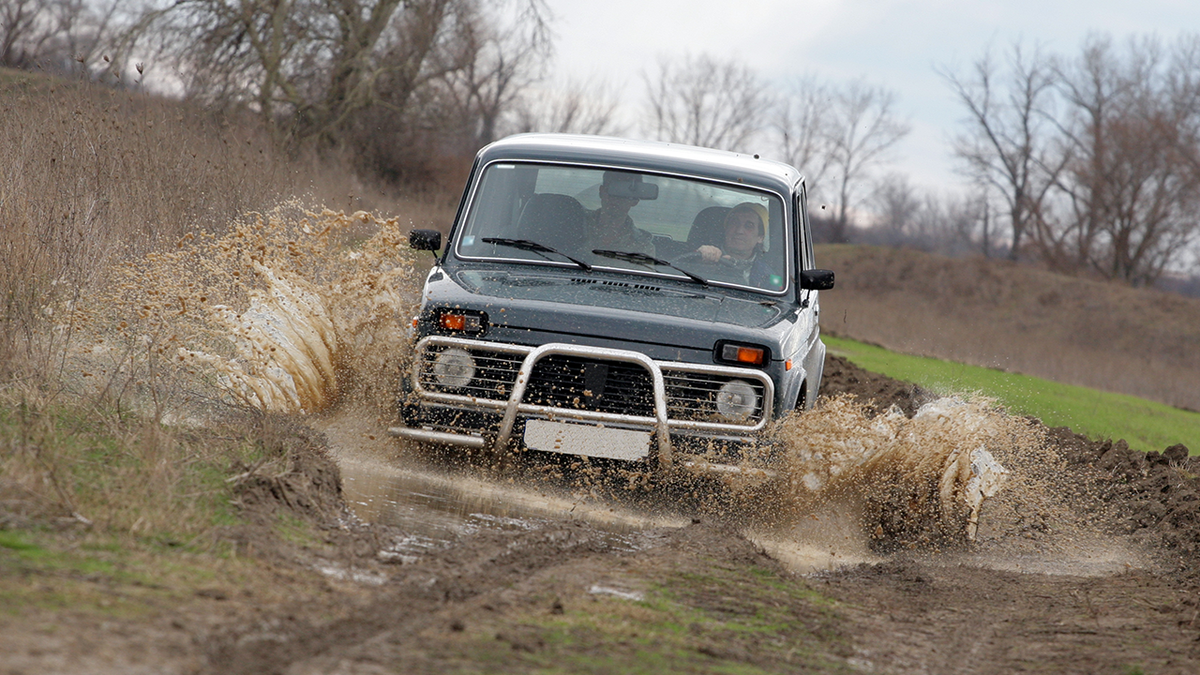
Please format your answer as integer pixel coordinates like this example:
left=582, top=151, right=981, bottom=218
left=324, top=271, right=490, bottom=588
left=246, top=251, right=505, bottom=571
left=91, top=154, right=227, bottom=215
left=319, top=412, right=687, bottom=562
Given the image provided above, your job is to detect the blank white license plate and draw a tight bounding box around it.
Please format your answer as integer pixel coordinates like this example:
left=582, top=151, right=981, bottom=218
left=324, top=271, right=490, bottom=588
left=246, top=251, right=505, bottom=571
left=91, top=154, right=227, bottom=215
left=523, top=420, right=650, bottom=461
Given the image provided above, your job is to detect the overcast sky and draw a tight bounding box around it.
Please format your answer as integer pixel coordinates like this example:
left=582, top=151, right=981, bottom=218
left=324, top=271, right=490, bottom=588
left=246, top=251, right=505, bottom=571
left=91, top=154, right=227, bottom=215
left=545, top=0, right=1200, bottom=198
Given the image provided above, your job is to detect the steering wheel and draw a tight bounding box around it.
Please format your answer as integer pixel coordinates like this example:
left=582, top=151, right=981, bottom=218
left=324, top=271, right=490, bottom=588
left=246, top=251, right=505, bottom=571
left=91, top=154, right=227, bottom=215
left=672, top=249, right=706, bottom=263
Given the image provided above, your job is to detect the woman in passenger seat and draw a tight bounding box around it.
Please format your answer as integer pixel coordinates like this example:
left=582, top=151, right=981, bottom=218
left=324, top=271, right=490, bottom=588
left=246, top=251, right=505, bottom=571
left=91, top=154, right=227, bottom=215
left=694, top=202, right=778, bottom=287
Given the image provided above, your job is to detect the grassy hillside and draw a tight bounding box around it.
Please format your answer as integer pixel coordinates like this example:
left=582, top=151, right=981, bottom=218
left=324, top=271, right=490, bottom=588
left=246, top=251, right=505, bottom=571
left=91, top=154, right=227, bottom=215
left=825, top=335, right=1199, bottom=454
left=816, top=244, right=1200, bottom=413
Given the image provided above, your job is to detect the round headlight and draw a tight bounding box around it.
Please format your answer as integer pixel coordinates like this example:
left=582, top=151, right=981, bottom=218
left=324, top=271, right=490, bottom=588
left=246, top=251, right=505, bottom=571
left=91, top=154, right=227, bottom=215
left=715, top=379, right=759, bottom=421
left=433, top=348, right=476, bottom=389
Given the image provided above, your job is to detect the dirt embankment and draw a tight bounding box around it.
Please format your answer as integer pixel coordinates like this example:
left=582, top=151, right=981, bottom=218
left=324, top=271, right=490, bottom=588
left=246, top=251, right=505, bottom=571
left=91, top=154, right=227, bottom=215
left=5, top=356, right=1200, bottom=674
left=824, top=354, right=1200, bottom=565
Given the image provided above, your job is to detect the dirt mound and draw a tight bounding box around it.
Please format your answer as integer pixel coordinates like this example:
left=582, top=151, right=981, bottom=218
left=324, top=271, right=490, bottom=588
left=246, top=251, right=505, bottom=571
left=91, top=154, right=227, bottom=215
left=820, top=353, right=934, bottom=417
left=229, top=419, right=345, bottom=524
left=1048, top=427, right=1200, bottom=561
left=822, top=353, right=1200, bottom=572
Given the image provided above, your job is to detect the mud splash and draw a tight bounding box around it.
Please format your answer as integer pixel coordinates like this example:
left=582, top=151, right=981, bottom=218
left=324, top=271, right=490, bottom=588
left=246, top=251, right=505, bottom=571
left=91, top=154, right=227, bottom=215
left=742, top=395, right=1035, bottom=552
left=69, top=206, right=1058, bottom=560
left=70, top=205, right=422, bottom=417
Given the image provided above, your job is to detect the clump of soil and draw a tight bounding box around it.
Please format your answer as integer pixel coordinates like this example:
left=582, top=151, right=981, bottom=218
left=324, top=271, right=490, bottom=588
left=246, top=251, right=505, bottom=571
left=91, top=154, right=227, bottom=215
left=1047, top=427, right=1200, bottom=562
left=820, top=353, right=935, bottom=417
left=229, top=419, right=345, bottom=525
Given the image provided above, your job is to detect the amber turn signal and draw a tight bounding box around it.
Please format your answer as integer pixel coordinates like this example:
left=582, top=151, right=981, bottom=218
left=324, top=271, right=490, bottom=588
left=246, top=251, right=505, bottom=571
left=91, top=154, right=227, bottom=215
left=440, top=313, right=466, bottom=331
left=438, top=311, right=484, bottom=333
left=720, top=343, right=765, bottom=366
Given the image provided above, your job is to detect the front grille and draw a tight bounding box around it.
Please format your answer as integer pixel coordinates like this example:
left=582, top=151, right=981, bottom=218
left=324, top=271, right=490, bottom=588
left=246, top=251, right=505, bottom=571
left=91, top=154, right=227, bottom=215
left=525, top=355, right=655, bottom=415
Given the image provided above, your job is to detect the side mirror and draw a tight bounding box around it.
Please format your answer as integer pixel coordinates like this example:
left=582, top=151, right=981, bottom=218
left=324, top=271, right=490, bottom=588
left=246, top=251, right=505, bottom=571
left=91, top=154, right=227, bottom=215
left=799, top=269, right=835, bottom=291
left=409, top=229, right=442, bottom=251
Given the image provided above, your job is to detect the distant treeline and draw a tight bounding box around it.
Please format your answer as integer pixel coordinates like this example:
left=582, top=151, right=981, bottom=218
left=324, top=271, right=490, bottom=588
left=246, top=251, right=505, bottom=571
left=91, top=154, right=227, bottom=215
left=3, top=2, right=1198, bottom=290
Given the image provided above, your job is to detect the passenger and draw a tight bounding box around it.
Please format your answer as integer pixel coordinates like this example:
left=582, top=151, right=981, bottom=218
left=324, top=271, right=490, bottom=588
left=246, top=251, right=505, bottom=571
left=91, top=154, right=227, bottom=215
left=584, top=171, right=656, bottom=257
left=694, top=202, right=778, bottom=287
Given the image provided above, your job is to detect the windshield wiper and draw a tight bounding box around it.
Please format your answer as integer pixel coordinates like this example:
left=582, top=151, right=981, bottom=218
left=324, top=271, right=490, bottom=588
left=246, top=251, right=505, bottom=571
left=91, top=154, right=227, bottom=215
left=591, top=249, right=709, bottom=286
left=481, top=237, right=592, bottom=271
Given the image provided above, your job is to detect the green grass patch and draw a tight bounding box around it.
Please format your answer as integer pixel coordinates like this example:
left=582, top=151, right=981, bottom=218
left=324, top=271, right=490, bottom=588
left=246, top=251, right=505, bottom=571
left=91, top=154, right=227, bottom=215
left=0, top=531, right=42, bottom=554
left=825, top=335, right=1200, bottom=454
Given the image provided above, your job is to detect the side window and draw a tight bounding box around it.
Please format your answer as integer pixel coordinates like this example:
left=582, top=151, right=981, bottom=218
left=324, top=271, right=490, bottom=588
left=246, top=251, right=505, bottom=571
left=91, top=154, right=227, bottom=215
left=795, top=182, right=814, bottom=270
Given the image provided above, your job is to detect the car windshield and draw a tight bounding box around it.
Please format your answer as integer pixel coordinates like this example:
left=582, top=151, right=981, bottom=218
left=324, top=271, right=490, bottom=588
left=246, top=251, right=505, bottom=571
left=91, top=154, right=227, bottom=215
left=454, top=162, right=789, bottom=293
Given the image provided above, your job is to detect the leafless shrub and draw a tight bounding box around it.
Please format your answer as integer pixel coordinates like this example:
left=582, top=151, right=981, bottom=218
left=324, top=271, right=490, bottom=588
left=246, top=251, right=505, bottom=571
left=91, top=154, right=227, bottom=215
left=863, top=177, right=994, bottom=257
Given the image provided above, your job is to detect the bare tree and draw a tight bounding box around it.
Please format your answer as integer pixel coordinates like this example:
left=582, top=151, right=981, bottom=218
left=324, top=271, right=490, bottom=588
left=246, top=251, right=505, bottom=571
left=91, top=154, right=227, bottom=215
left=870, top=173, right=921, bottom=246
left=127, top=0, right=410, bottom=143
left=2, top=0, right=48, bottom=67
left=126, top=0, right=548, bottom=150
left=822, top=79, right=910, bottom=242
left=775, top=74, right=834, bottom=196
left=642, top=53, right=769, bottom=152
left=1053, top=34, right=1200, bottom=285
left=429, top=0, right=552, bottom=152
left=860, top=177, right=986, bottom=255
left=942, top=42, right=1065, bottom=261
left=512, top=76, right=623, bottom=136
left=2, top=0, right=125, bottom=79
left=933, top=191, right=993, bottom=256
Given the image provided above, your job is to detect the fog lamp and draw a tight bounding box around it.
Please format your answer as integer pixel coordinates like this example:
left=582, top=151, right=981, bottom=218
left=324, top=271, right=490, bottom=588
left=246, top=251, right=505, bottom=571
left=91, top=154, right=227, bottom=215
left=433, top=348, right=476, bottom=389
left=715, top=380, right=759, bottom=421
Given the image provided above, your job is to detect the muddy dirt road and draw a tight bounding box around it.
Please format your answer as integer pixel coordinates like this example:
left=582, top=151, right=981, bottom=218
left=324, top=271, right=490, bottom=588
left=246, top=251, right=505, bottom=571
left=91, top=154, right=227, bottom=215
left=4, top=357, right=1200, bottom=674
left=198, top=357, right=1200, bottom=674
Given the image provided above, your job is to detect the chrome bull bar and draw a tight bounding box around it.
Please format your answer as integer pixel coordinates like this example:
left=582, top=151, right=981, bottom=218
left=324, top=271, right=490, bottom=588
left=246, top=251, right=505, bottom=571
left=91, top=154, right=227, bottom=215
left=391, top=336, right=775, bottom=469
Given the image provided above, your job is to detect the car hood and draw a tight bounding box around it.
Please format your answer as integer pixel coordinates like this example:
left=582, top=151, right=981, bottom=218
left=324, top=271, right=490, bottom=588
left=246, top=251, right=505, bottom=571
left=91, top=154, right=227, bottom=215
left=423, top=267, right=788, bottom=351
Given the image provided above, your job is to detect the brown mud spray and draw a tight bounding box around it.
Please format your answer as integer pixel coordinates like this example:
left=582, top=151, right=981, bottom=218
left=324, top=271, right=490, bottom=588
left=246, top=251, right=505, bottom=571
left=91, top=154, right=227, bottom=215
left=65, top=208, right=1042, bottom=556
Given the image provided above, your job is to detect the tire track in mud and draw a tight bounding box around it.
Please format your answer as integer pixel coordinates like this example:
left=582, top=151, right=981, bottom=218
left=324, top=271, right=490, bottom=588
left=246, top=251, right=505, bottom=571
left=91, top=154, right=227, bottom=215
left=204, top=520, right=628, bottom=675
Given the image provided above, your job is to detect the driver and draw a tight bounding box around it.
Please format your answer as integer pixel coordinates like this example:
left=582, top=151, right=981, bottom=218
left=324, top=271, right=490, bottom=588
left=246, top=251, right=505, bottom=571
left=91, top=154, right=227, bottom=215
left=584, top=171, right=656, bottom=257
left=695, top=202, right=777, bottom=287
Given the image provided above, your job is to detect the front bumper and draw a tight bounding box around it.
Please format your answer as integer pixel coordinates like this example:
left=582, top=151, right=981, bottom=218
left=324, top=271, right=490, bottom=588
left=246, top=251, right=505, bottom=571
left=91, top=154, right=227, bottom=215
left=391, top=336, right=775, bottom=470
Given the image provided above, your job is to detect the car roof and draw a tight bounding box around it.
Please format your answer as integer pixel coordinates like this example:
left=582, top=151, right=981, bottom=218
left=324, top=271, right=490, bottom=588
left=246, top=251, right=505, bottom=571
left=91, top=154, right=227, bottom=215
left=476, top=134, right=804, bottom=195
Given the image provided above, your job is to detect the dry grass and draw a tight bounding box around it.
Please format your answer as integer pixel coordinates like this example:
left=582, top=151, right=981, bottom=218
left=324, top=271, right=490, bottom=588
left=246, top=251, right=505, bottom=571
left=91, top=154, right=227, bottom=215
left=817, top=244, right=1200, bottom=412
left=0, top=68, right=452, bottom=387
left=0, top=69, right=452, bottom=537
left=0, top=392, right=250, bottom=537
